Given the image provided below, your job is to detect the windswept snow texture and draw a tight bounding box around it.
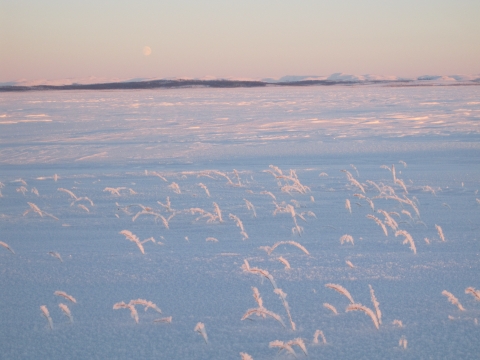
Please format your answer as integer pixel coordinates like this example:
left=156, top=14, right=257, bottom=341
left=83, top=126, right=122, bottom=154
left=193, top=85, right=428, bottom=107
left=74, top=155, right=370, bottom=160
left=1, top=85, right=480, bottom=359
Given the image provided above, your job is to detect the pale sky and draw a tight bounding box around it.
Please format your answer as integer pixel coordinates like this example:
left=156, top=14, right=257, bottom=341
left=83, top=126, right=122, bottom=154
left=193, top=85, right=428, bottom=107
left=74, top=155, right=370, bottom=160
left=1, top=0, right=479, bottom=82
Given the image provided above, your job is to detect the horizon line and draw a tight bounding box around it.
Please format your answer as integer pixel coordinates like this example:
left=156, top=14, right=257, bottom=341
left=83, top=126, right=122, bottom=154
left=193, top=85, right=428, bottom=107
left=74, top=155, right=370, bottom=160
left=2, top=75, right=480, bottom=92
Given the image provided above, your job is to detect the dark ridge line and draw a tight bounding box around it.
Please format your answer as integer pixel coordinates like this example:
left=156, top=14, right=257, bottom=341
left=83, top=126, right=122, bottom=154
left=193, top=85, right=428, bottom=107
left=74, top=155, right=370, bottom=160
left=1, top=78, right=478, bottom=92
left=0, top=79, right=267, bottom=92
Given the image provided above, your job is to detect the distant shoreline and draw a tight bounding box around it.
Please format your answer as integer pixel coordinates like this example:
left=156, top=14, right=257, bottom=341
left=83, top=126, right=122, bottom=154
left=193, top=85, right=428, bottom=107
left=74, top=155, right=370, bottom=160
left=1, top=78, right=479, bottom=92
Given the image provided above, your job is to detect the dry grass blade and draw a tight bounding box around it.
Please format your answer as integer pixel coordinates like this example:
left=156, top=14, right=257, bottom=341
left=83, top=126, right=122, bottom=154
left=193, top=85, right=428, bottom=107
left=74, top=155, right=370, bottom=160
left=209, top=202, right=222, bottom=222
left=323, top=303, right=338, bottom=315
left=377, top=209, right=398, bottom=230
left=210, top=170, right=234, bottom=185
left=241, top=259, right=277, bottom=289
left=244, top=199, right=257, bottom=217
left=120, top=230, right=145, bottom=254
left=252, top=287, right=263, bottom=308
left=132, top=209, right=160, bottom=222
left=340, top=234, right=354, bottom=245
left=401, top=210, right=413, bottom=220
left=278, top=256, right=291, bottom=270
left=113, top=301, right=139, bottom=323
left=260, top=190, right=276, bottom=200
left=24, top=202, right=43, bottom=217
left=229, top=213, right=248, bottom=240
left=198, top=183, right=211, bottom=197
left=345, top=199, right=352, bottom=214
left=130, top=299, right=162, bottom=313
left=365, top=197, right=375, bottom=211
left=313, top=330, right=327, bottom=345
left=366, top=179, right=382, bottom=193
left=119, top=230, right=139, bottom=242
left=0, top=241, right=15, bottom=254
left=442, top=290, right=465, bottom=311
left=48, top=251, right=63, bottom=262
left=325, top=283, right=355, bottom=304
left=291, top=217, right=304, bottom=236
left=269, top=340, right=296, bottom=357
left=395, top=230, right=417, bottom=254
left=59, top=303, right=73, bottom=323
left=194, top=322, right=208, bottom=343
left=157, top=197, right=172, bottom=212
left=240, top=352, right=253, bottom=360
left=58, top=188, right=79, bottom=201
left=369, top=285, right=382, bottom=325
left=153, top=316, right=172, bottom=324
left=345, top=172, right=365, bottom=193
left=269, top=164, right=283, bottom=176
left=435, top=224, right=446, bottom=242
left=266, top=240, right=309, bottom=255
left=154, top=214, right=170, bottom=229
left=465, top=287, right=480, bottom=301
left=301, top=210, right=316, bottom=219
left=422, top=185, right=437, bottom=195
left=13, top=178, right=27, bottom=186
left=24, top=202, right=59, bottom=220
left=233, top=169, right=242, bottom=186
left=287, top=338, right=307, bottom=356
left=187, top=207, right=217, bottom=223
left=366, top=214, right=388, bottom=236
left=147, top=170, right=167, bottom=182
left=103, top=187, right=126, bottom=196
left=17, top=186, right=28, bottom=195
left=242, top=307, right=286, bottom=328
left=402, top=195, right=420, bottom=217
left=350, top=164, right=360, bottom=177
left=392, top=319, right=404, bottom=328
left=346, top=303, right=380, bottom=329
left=168, top=182, right=181, bottom=194
left=395, top=178, right=408, bottom=194
left=40, top=305, right=53, bottom=329
left=54, top=291, right=77, bottom=303
left=119, top=230, right=155, bottom=254
left=274, top=288, right=296, bottom=331
left=78, top=204, right=90, bottom=212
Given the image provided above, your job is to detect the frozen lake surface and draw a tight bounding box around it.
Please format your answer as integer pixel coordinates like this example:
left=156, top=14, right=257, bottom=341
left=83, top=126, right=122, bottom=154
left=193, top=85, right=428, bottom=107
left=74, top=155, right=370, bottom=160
left=1, top=85, right=480, bottom=359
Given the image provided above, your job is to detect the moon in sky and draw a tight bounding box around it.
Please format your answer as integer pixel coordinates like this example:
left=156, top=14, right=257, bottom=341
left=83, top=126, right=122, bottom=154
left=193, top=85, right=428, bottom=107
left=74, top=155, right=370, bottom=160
left=143, top=46, right=152, bottom=56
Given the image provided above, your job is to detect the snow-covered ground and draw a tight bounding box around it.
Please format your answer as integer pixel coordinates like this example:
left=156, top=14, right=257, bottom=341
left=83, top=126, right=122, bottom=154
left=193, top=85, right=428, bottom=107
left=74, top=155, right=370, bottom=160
left=1, top=85, right=479, bottom=359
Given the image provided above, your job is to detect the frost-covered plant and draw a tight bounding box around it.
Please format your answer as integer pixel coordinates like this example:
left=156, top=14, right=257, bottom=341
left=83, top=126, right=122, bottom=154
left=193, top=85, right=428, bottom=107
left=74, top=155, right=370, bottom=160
left=40, top=305, right=53, bottom=329
left=0, top=241, right=15, bottom=254
left=323, top=303, right=338, bottom=315
left=194, top=322, right=208, bottom=343
left=59, top=303, right=73, bottom=323
left=395, top=230, right=417, bottom=254
left=340, top=234, right=354, bottom=245
left=435, top=224, right=446, bottom=242
left=325, top=283, right=355, bottom=304
left=313, top=330, right=327, bottom=345
left=369, top=285, right=382, bottom=325
left=465, top=287, right=480, bottom=301
left=346, top=303, right=380, bottom=329
left=264, top=240, right=310, bottom=255
left=442, top=290, right=465, bottom=311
